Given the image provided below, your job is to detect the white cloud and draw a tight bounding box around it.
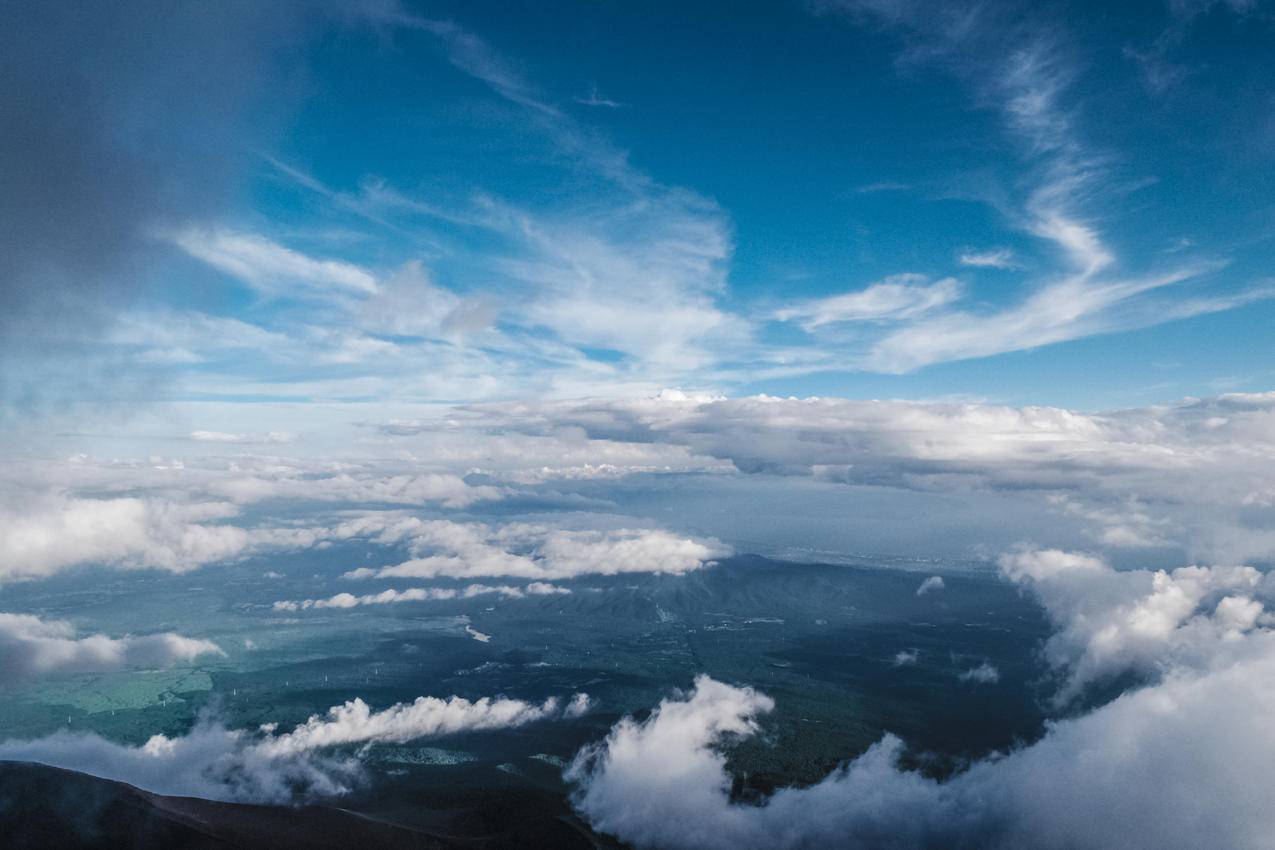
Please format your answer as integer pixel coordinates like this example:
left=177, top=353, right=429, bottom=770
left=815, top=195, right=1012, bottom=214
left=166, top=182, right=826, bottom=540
left=915, top=575, right=945, bottom=595
left=390, top=14, right=562, bottom=116
left=206, top=470, right=500, bottom=510
left=0, top=496, right=251, bottom=579
left=958, top=248, right=1018, bottom=269
left=892, top=649, right=918, bottom=666
left=861, top=265, right=1229, bottom=374
left=497, top=194, right=746, bottom=373
left=256, top=692, right=582, bottom=758
left=357, top=259, right=495, bottom=339
left=567, top=675, right=776, bottom=849
left=568, top=655, right=1275, bottom=850
left=959, top=661, right=1000, bottom=684
left=526, top=581, right=572, bottom=595
left=273, top=587, right=458, bottom=611
left=343, top=518, right=730, bottom=581
left=190, top=430, right=294, bottom=445
left=0, top=613, right=223, bottom=681
left=775, top=274, right=961, bottom=329
left=466, top=390, right=1275, bottom=563
left=997, top=547, right=1108, bottom=583
left=999, top=547, right=1267, bottom=702
left=170, top=228, right=378, bottom=297
left=1049, top=495, right=1173, bottom=549
left=0, top=688, right=589, bottom=803
left=0, top=718, right=359, bottom=804
left=785, top=6, right=1271, bottom=375
left=272, top=582, right=570, bottom=611
left=567, top=528, right=1275, bottom=849
left=9, top=389, right=1275, bottom=581
left=0, top=457, right=507, bottom=579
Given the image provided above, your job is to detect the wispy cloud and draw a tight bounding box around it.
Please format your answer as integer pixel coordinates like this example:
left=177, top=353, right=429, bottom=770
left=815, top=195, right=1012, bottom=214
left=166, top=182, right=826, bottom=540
left=190, top=430, right=293, bottom=445
left=781, top=3, right=1273, bottom=374
left=574, top=83, right=625, bottom=108
left=169, top=228, right=378, bottom=297
left=775, top=274, right=961, bottom=330
left=958, top=247, right=1019, bottom=269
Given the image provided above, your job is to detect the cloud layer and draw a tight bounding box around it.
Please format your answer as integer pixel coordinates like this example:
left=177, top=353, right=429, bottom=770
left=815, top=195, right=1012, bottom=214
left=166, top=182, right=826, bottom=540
left=467, top=390, right=1275, bottom=563
left=6, top=389, right=1275, bottom=583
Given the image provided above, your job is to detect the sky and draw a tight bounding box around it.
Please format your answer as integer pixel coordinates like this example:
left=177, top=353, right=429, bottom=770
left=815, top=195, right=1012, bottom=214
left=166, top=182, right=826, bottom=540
left=0, top=0, right=1272, bottom=586
left=5, top=0, right=1275, bottom=452
left=5, top=3, right=1275, bottom=847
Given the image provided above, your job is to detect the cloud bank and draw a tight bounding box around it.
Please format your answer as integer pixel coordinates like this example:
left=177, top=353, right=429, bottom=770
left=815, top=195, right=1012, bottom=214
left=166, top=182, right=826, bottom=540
left=5, top=389, right=1275, bottom=584
left=340, top=518, right=730, bottom=581
left=468, top=390, right=1275, bottom=563
left=272, top=581, right=570, bottom=611
left=569, top=653, right=1275, bottom=850
left=0, top=613, right=223, bottom=682
left=0, top=688, right=590, bottom=804
left=999, top=547, right=1269, bottom=702
left=568, top=547, right=1275, bottom=849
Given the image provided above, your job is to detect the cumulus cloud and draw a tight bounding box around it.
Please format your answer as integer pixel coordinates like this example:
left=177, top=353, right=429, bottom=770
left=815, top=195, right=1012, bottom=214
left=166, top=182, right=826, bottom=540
left=272, top=581, right=570, bottom=611
left=915, top=575, right=945, bottom=595
left=256, top=692, right=582, bottom=757
left=997, top=547, right=1108, bottom=582
left=341, top=518, right=730, bottom=581
left=999, top=547, right=1268, bottom=701
left=0, top=613, right=223, bottom=682
left=568, top=540, right=1275, bottom=849
left=0, top=496, right=253, bottom=579
left=0, top=688, right=589, bottom=804
left=568, top=657, right=1275, bottom=850
left=274, top=587, right=458, bottom=611
left=959, top=661, right=1000, bottom=684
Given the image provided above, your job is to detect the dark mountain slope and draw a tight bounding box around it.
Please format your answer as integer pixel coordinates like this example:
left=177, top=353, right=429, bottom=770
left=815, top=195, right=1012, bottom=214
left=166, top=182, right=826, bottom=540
left=0, top=761, right=450, bottom=850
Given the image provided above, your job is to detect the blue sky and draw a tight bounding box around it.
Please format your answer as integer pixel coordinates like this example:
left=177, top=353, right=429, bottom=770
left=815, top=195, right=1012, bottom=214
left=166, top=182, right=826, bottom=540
left=5, top=0, right=1265, bottom=443
left=3, top=0, right=1275, bottom=570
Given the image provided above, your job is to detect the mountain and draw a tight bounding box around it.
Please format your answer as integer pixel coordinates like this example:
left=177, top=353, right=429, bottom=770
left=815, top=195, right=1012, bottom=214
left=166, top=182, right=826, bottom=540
left=0, top=761, right=450, bottom=850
